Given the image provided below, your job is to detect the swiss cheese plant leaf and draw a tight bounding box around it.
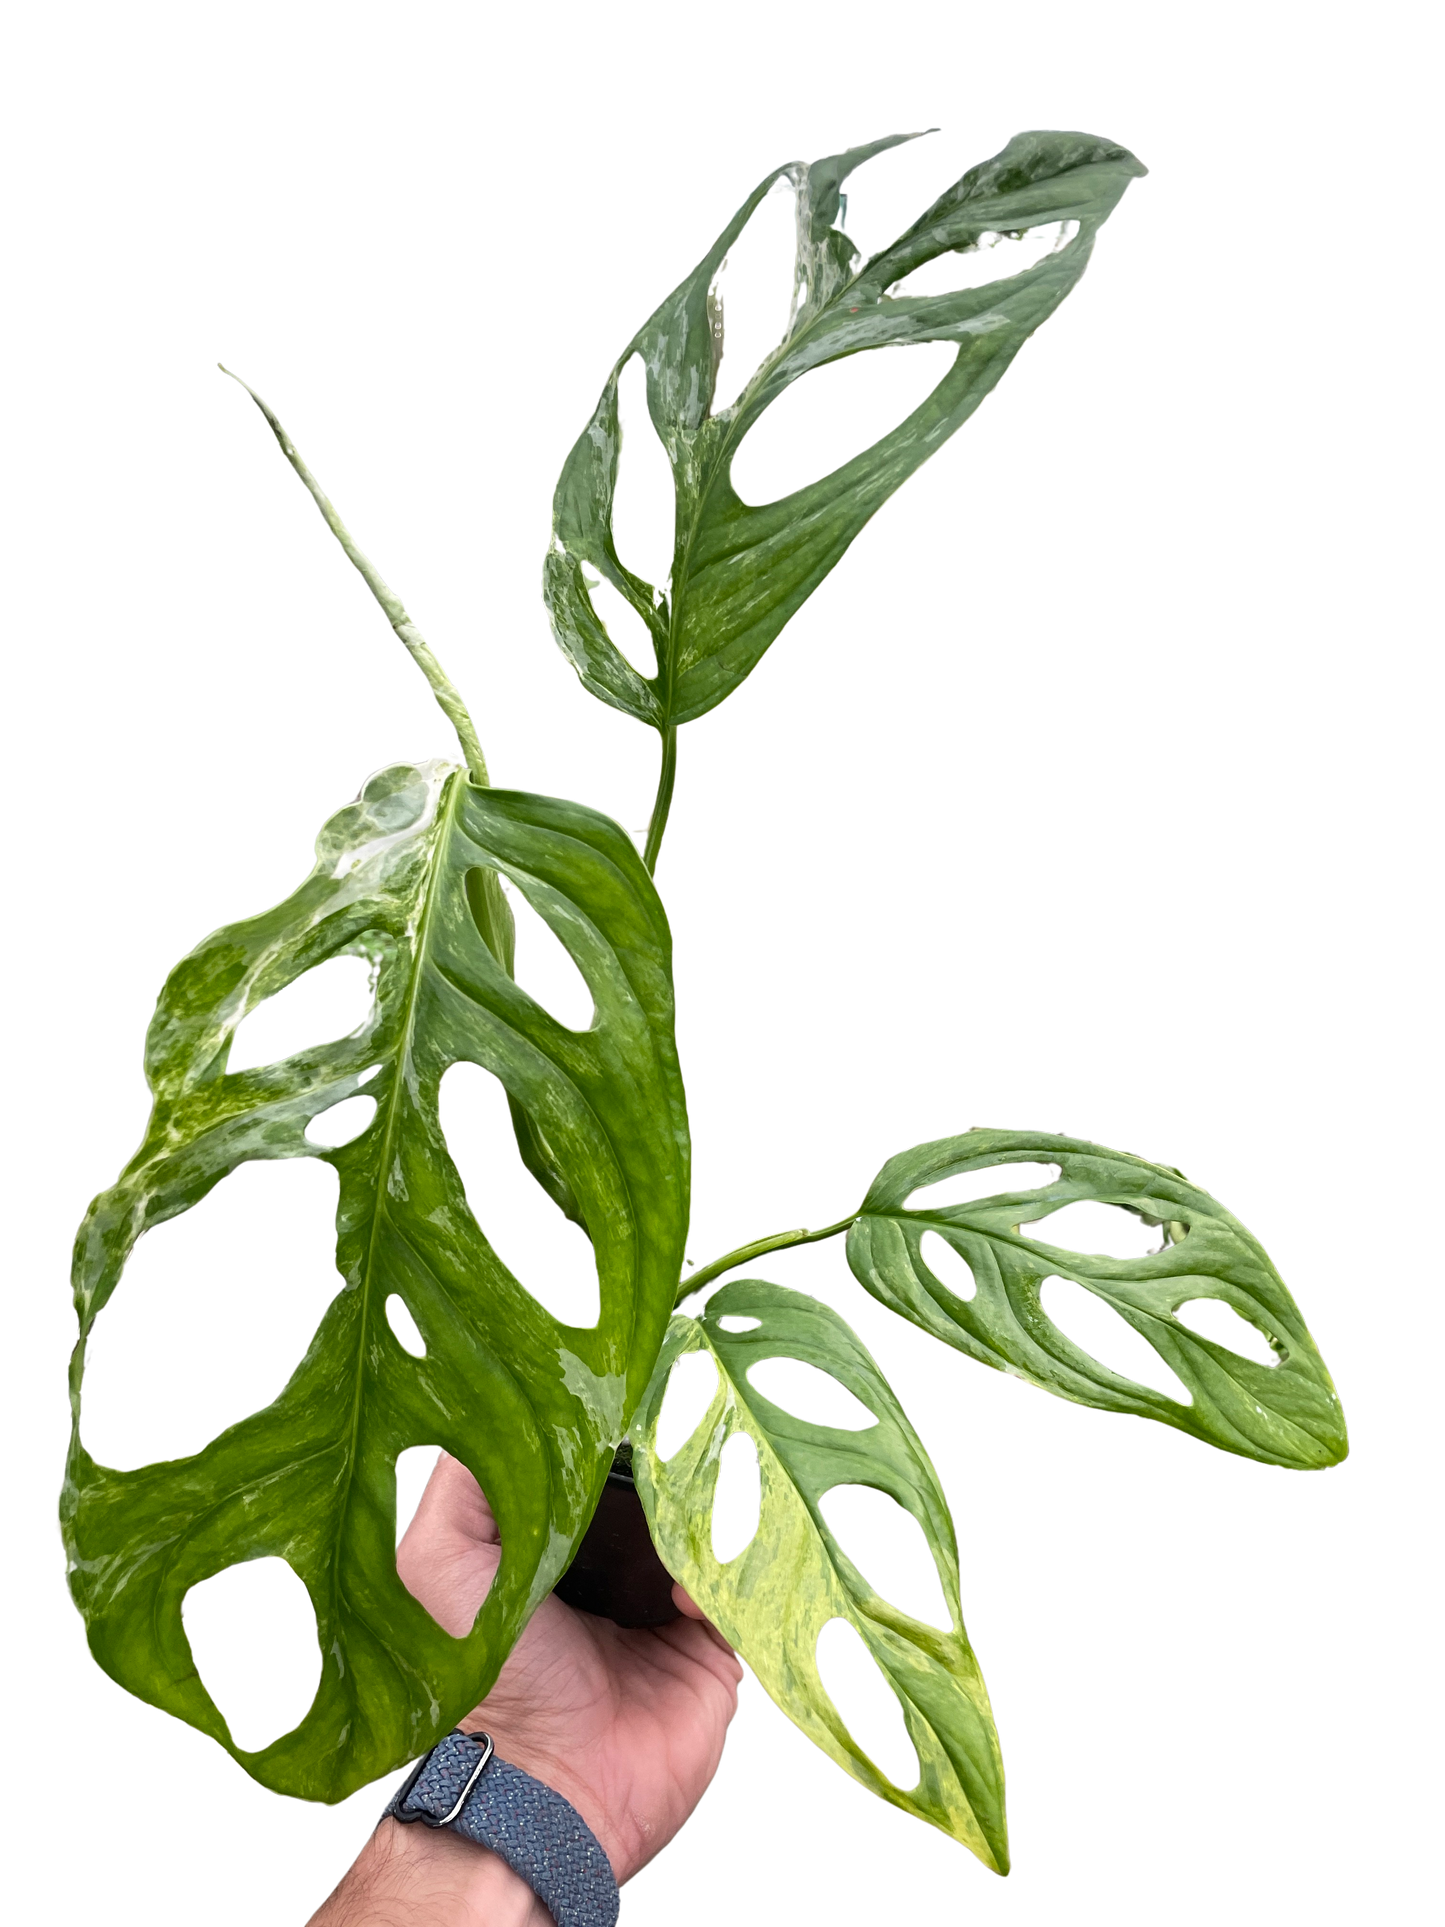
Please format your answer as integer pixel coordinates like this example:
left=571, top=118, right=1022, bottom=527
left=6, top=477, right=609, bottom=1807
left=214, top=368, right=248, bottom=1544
left=847, top=1129, right=1346, bottom=1469
left=63, top=760, right=689, bottom=1801
left=546, top=129, right=1145, bottom=731
left=631, top=1280, right=1007, bottom=1872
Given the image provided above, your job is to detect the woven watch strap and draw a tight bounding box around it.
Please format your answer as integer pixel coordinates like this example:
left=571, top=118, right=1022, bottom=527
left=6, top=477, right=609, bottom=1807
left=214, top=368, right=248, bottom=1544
left=387, top=1729, right=620, bottom=1927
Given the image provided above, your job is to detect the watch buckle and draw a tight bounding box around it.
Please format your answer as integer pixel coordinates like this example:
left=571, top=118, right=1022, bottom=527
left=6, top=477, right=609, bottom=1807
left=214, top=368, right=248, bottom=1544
left=393, top=1729, right=495, bottom=1829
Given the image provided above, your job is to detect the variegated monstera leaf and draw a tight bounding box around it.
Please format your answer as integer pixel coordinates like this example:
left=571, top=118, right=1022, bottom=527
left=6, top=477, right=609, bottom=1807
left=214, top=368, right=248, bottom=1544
left=64, top=761, right=689, bottom=1801
left=632, top=1281, right=1008, bottom=1873
left=848, top=1129, right=1347, bottom=1469
left=545, top=128, right=1146, bottom=757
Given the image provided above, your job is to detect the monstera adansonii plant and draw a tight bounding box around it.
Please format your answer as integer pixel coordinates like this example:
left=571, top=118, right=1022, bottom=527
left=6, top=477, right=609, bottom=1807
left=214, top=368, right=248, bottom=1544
left=63, top=130, right=1347, bottom=1876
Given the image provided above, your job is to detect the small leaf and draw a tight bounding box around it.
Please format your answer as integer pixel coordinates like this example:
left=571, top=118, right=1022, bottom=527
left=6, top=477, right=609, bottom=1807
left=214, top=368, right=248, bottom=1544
left=848, top=1129, right=1346, bottom=1469
left=64, top=760, right=689, bottom=1800
left=546, top=130, right=1145, bottom=732
left=632, top=1281, right=1008, bottom=1872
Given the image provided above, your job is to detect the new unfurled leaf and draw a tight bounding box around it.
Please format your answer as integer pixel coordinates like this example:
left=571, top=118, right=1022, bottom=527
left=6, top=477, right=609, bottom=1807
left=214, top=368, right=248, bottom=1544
left=64, top=761, right=689, bottom=1800
left=631, top=1281, right=1007, bottom=1872
left=847, top=1129, right=1346, bottom=1468
left=545, top=129, right=1145, bottom=732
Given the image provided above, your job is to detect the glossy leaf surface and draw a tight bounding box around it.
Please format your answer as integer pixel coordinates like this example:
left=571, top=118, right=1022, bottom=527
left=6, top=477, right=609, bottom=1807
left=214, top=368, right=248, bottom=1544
left=546, top=129, right=1145, bottom=730
left=631, top=1281, right=1007, bottom=1871
left=64, top=761, right=689, bottom=1800
left=848, top=1129, right=1346, bottom=1468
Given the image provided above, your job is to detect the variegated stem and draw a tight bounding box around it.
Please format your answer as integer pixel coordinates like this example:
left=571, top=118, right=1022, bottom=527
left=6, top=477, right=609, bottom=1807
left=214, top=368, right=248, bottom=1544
left=221, top=366, right=490, bottom=785
left=676, top=1215, right=856, bottom=1306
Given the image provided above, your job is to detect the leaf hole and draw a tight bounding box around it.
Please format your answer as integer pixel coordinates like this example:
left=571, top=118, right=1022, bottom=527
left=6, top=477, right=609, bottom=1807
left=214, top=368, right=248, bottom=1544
left=81, top=1158, right=343, bottom=1471
left=815, top=1617, right=920, bottom=1791
left=653, top=1350, right=721, bottom=1461
left=820, top=138, right=966, bottom=263
left=612, top=353, right=675, bottom=592
left=516, top=890, right=593, bottom=1032
left=887, top=220, right=1079, bottom=298
left=398, top=1456, right=500, bottom=1641
left=1024, top=1200, right=1162, bottom=1260
left=818, top=1485, right=953, bottom=1630
left=918, top=1229, right=977, bottom=1303
left=715, top=1314, right=760, bottom=1333
left=905, top=1161, right=1060, bottom=1210
left=1039, top=1276, right=1192, bottom=1404
left=228, top=953, right=374, bottom=1073
left=1175, top=1298, right=1280, bottom=1368
left=743, top=1357, right=877, bottom=1431
left=584, top=571, right=657, bottom=680
left=394, top=1443, right=442, bottom=1546
left=729, top=340, right=956, bottom=507
left=710, top=1429, right=761, bottom=1563
left=304, top=1093, right=377, bottom=1148
left=709, top=176, right=798, bottom=414
left=438, top=1061, right=601, bottom=1327
left=385, top=1293, right=426, bottom=1359
left=182, top=1557, right=320, bottom=1754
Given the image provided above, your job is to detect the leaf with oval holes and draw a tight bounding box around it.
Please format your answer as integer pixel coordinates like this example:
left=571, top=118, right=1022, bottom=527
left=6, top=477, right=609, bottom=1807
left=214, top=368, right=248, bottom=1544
left=544, top=129, right=1145, bottom=733
left=631, top=1280, right=1007, bottom=1872
left=847, top=1128, right=1346, bottom=1468
left=63, top=759, right=689, bottom=1801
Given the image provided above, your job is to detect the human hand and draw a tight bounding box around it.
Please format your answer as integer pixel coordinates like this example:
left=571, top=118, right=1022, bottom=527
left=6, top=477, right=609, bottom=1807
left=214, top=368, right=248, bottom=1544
left=394, top=1452, right=742, bottom=1882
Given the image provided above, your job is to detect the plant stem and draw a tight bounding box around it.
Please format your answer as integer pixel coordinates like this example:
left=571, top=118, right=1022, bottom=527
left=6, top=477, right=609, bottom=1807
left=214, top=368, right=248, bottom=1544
left=642, top=726, right=677, bottom=873
left=221, top=366, right=490, bottom=786
left=675, top=1215, right=857, bottom=1308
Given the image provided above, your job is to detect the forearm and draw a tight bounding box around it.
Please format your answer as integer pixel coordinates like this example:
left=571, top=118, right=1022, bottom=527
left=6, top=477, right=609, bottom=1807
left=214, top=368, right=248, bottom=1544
left=308, top=1818, right=553, bottom=1927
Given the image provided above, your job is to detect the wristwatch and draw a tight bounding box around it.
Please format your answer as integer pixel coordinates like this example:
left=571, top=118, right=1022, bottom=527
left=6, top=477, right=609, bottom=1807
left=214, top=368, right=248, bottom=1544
left=386, top=1728, right=620, bottom=1927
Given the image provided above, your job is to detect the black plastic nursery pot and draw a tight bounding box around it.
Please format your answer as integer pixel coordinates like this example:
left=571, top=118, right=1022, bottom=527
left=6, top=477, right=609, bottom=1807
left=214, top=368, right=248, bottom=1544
left=553, top=1445, right=681, bottom=1627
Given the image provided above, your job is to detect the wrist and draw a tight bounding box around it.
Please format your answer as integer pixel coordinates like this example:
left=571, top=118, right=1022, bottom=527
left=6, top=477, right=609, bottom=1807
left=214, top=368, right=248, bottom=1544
left=458, top=1728, right=627, bottom=1884
left=310, top=1817, right=551, bottom=1926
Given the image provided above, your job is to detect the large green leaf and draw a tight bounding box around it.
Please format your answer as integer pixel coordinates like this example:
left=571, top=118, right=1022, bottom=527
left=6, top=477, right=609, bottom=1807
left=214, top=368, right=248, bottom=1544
left=631, top=1280, right=1007, bottom=1872
left=63, top=760, right=689, bottom=1800
left=847, top=1129, right=1346, bottom=1469
left=545, top=129, right=1145, bottom=732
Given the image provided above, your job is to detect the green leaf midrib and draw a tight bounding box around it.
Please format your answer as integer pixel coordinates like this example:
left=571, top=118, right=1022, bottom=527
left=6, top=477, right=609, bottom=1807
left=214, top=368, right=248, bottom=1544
left=331, top=769, right=460, bottom=1618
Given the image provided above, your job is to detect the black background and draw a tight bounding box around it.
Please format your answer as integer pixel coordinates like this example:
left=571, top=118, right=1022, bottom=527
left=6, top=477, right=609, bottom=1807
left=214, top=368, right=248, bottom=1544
left=39, top=64, right=1387, bottom=1927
